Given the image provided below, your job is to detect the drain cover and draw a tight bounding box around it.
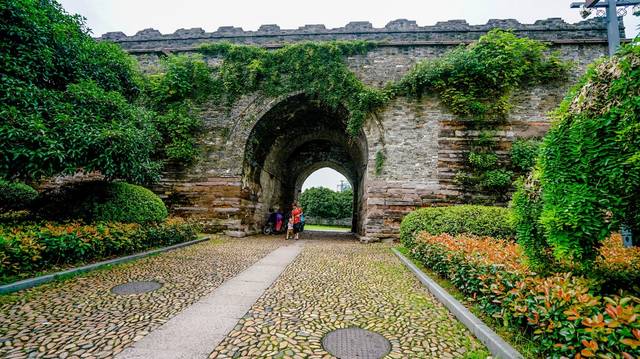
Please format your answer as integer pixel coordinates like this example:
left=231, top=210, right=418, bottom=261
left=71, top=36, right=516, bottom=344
left=322, top=328, right=391, bottom=359
left=111, top=280, right=162, bottom=295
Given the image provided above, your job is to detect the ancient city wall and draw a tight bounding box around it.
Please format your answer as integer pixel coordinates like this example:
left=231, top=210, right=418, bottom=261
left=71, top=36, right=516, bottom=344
left=103, top=18, right=612, bottom=239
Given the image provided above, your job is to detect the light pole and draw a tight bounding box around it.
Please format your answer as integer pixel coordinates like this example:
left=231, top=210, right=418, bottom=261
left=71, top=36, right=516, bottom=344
left=570, top=0, right=640, bottom=56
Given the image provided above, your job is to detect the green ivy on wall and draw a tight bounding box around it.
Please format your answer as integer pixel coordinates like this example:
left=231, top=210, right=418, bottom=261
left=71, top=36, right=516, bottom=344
left=143, top=55, right=213, bottom=164
left=375, top=150, right=385, bottom=176
left=393, top=29, right=569, bottom=201
left=198, top=41, right=387, bottom=137
left=142, top=31, right=569, bottom=166
left=390, top=29, right=570, bottom=120
left=454, top=131, right=514, bottom=202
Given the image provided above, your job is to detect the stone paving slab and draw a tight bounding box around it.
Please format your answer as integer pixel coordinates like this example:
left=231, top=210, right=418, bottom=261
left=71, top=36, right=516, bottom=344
left=0, top=237, right=285, bottom=359
left=117, top=242, right=303, bottom=359
left=209, top=239, right=489, bottom=358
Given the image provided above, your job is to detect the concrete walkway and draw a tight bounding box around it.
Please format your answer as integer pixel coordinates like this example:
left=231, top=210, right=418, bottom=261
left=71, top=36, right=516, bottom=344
left=117, top=241, right=304, bottom=359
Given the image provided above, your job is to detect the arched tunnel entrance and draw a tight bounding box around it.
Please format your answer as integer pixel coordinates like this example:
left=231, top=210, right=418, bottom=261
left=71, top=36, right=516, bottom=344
left=242, top=94, right=368, bottom=234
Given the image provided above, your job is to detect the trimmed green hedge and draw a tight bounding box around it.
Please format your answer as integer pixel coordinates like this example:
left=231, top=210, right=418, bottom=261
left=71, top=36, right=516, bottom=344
left=91, top=182, right=168, bottom=224
left=0, top=179, right=38, bottom=210
left=399, top=205, right=515, bottom=248
left=37, top=181, right=167, bottom=224
left=0, top=218, right=199, bottom=284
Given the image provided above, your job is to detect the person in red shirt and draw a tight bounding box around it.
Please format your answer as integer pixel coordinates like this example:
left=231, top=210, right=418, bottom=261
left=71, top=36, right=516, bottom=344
left=291, top=202, right=303, bottom=240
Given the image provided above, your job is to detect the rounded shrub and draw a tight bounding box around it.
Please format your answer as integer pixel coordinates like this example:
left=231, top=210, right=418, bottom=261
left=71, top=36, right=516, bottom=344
left=399, top=205, right=515, bottom=248
left=36, top=181, right=167, bottom=224
left=91, top=182, right=168, bottom=224
left=0, top=179, right=38, bottom=210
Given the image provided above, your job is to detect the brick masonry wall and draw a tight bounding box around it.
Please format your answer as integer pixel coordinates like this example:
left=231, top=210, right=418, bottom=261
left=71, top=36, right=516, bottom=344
left=106, top=19, right=611, bottom=239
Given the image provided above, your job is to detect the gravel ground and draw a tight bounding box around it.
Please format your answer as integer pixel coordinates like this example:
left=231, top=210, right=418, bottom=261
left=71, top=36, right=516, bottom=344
left=0, top=236, right=285, bottom=359
left=209, top=239, right=489, bottom=358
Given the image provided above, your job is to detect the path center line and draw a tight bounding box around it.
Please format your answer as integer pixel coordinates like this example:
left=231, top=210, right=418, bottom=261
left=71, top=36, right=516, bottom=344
left=117, top=241, right=304, bottom=359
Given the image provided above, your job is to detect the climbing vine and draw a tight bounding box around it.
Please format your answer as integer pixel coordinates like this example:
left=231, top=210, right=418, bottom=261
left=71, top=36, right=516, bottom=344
left=454, top=131, right=514, bottom=202
left=393, top=29, right=570, bottom=201
left=391, top=29, right=570, bottom=120
left=198, top=41, right=387, bottom=137
left=375, top=150, right=385, bottom=176
left=144, top=55, right=213, bottom=163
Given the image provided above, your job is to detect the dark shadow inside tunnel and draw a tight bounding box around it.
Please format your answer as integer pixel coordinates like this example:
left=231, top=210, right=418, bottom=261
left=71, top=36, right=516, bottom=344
left=242, top=94, right=368, bottom=234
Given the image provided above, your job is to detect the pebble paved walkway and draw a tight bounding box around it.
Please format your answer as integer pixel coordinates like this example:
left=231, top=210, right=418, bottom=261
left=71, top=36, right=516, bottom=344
left=210, top=239, right=489, bottom=358
left=0, top=237, right=285, bottom=359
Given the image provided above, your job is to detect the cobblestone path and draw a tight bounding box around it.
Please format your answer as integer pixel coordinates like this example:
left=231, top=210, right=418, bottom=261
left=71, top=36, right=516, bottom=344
left=210, top=239, right=489, bottom=358
left=0, top=237, right=285, bottom=359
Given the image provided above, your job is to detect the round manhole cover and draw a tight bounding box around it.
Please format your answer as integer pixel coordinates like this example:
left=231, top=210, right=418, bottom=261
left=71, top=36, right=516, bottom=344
left=111, top=280, right=162, bottom=295
left=322, top=328, right=391, bottom=359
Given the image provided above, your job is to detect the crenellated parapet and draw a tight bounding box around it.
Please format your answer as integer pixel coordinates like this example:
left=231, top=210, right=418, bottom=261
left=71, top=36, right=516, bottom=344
left=99, top=18, right=620, bottom=53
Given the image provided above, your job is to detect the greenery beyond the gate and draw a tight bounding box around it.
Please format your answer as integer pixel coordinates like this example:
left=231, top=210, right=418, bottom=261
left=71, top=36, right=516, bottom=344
left=299, top=187, right=353, bottom=220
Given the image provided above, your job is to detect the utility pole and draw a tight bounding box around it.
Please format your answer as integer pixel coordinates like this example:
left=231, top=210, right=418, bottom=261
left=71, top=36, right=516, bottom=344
left=571, top=0, right=640, bottom=56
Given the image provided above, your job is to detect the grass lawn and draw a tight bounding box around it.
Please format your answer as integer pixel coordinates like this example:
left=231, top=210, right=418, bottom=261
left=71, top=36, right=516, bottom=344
left=304, top=224, right=351, bottom=232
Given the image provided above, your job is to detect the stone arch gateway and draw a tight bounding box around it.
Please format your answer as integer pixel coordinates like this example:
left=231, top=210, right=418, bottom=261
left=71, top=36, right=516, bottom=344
left=105, top=18, right=619, bottom=240
left=241, top=94, right=367, bottom=234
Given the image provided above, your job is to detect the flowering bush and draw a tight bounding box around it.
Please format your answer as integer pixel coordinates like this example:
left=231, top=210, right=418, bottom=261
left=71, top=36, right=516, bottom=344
left=0, top=217, right=199, bottom=283
left=409, top=232, right=640, bottom=357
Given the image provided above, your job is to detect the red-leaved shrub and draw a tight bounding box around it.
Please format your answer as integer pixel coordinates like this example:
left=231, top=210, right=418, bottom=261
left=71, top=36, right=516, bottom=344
left=410, top=232, right=640, bottom=357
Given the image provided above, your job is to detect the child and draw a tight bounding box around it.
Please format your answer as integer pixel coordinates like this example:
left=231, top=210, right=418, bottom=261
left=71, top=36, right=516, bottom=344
left=286, top=217, right=294, bottom=240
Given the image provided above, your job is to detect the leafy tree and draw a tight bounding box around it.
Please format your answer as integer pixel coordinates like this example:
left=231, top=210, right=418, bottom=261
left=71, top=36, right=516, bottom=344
left=335, top=188, right=354, bottom=219
left=299, top=187, right=353, bottom=219
left=512, top=41, right=640, bottom=264
left=0, top=0, right=159, bottom=183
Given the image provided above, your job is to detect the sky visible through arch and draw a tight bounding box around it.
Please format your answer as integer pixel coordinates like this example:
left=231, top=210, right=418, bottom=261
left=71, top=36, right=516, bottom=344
left=302, top=168, right=349, bottom=192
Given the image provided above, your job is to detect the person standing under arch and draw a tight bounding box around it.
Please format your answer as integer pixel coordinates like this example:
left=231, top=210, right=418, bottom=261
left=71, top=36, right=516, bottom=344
left=291, top=202, right=303, bottom=240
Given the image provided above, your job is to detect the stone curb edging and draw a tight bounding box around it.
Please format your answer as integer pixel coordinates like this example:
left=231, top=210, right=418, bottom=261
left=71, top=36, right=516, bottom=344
left=0, top=236, right=211, bottom=295
left=392, top=248, right=523, bottom=359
